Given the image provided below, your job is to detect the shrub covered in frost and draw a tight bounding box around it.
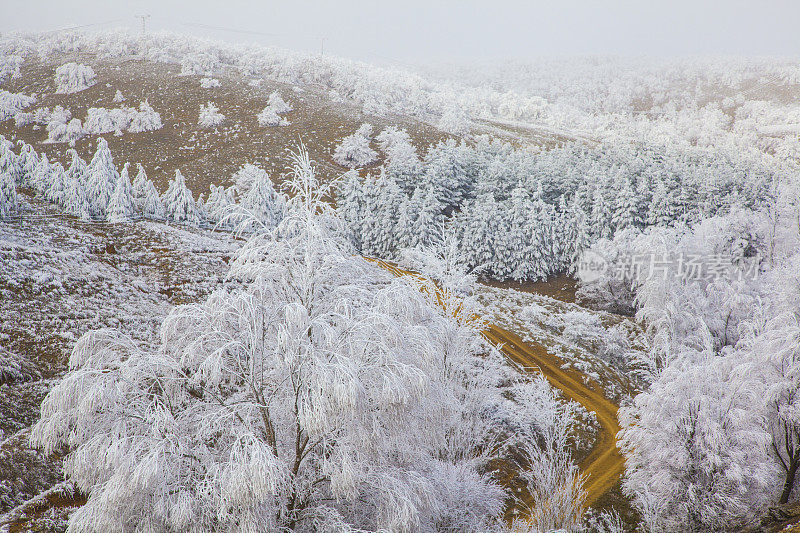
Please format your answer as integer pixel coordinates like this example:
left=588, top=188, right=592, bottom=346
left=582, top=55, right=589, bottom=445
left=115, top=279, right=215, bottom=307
left=198, top=101, right=225, bottom=128
left=199, top=77, right=220, bottom=88
left=333, top=123, right=377, bottom=168
left=84, top=100, right=162, bottom=135
left=54, top=62, right=96, bottom=94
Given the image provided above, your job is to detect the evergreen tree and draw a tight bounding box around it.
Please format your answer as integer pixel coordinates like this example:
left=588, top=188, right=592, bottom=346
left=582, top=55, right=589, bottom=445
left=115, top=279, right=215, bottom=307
left=131, top=163, right=149, bottom=209
left=162, top=170, right=202, bottom=227
left=107, top=164, right=137, bottom=222
left=648, top=179, right=677, bottom=226
left=412, top=187, right=444, bottom=250
left=238, top=174, right=286, bottom=232
left=590, top=188, right=612, bottom=239
left=63, top=174, right=91, bottom=221
left=0, top=170, right=18, bottom=220
left=46, top=162, right=68, bottom=206
left=205, top=184, right=235, bottom=230
left=612, top=177, right=640, bottom=231
left=141, top=179, right=165, bottom=220
left=86, top=138, right=118, bottom=219
left=31, top=153, right=51, bottom=195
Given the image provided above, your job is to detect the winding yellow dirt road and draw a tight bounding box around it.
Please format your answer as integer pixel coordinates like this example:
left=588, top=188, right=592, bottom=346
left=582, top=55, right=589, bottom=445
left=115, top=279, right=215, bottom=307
left=373, top=259, right=624, bottom=509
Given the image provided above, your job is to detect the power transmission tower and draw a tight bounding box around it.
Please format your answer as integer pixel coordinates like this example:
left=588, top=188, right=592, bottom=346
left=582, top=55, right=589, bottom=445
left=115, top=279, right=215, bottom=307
left=136, top=14, right=150, bottom=37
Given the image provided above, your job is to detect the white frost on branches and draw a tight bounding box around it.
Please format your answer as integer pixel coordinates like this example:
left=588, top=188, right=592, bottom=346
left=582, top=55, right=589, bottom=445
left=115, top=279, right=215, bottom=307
left=84, top=100, right=162, bottom=135
left=54, top=62, right=96, bottom=94
left=333, top=123, right=377, bottom=168
left=198, top=101, right=225, bottom=128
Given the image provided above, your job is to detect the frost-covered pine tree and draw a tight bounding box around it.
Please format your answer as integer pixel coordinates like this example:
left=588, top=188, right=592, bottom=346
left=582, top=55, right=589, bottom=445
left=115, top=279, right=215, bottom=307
left=45, top=162, right=68, bottom=206
left=590, top=187, right=612, bottom=240
left=205, top=184, right=235, bottom=230
left=612, top=177, right=641, bottom=231
left=63, top=173, right=91, bottom=221
left=0, top=170, right=18, bottom=219
left=131, top=163, right=148, bottom=209
left=107, top=163, right=137, bottom=222
left=32, top=153, right=56, bottom=196
left=648, top=179, right=678, bottom=226
left=140, top=179, right=166, bottom=220
left=198, top=101, right=225, bottom=128
left=377, top=126, right=421, bottom=188
left=0, top=145, right=20, bottom=185
left=113, top=89, right=125, bottom=103
left=162, top=169, right=202, bottom=226
left=86, top=138, right=119, bottom=219
left=236, top=172, right=286, bottom=233
left=332, top=123, right=377, bottom=168
left=16, top=142, right=38, bottom=186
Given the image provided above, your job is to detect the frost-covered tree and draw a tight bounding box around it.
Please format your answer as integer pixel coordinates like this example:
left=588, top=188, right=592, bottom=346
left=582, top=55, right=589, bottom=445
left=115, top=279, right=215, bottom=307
left=590, top=187, right=612, bottom=240
left=438, top=104, right=470, bottom=135
left=205, top=184, right=235, bottom=230
left=162, top=169, right=202, bottom=227
left=140, top=179, right=166, bottom=220
left=0, top=170, right=18, bottom=219
left=113, top=89, right=125, bottom=102
left=618, top=341, right=776, bottom=532
left=86, top=138, right=119, bottom=218
left=333, top=123, right=377, bottom=168
left=54, top=62, right=97, bottom=93
left=63, top=173, right=92, bottom=221
left=107, top=163, right=137, bottom=222
left=198, top=101, right=225, bottom=128
left=45, top=162, right=68, bottom=206
left=739, top=309, right=800, bottom=504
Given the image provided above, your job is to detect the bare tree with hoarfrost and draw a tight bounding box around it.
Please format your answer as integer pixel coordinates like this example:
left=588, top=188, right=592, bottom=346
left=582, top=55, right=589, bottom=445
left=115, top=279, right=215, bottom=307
left=162, top=169, right=202, bottom=226
left=31, top=149, right=583, bottom=532
left=198, top=101, right=225, bottom=128
left=333, top=123, right=378, bottom=168
left=54, top=62, right=96, bottom=94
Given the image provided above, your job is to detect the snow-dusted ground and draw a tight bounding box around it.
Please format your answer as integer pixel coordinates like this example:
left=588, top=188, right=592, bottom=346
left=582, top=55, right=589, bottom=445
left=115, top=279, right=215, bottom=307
left=0, top=192, right=238, bottom=523
left=475, top=284, right=644, bottom=404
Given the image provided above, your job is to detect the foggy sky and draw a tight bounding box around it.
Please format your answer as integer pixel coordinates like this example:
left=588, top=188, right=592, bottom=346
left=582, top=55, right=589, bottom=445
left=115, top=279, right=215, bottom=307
left=3, top=0, right=799, bottom=65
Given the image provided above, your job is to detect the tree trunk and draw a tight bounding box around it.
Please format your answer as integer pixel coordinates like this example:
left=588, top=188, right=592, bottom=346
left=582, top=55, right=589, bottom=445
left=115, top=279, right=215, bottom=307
left=780, top=458, right=798, bottom=504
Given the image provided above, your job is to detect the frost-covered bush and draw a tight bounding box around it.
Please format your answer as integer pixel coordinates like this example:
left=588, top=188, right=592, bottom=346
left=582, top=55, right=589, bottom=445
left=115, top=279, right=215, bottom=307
left=54, top=62, right=96, bottom=93
left=438, top=104, right=471, bottom=135
left=256, top=90, right=292, bottom=127
left=197, top=101, right=225, bottom=128
left=333, top=123, right=377, bottom=168
left=84, top=100, right=162, bottom=135
left=0, top=89, right=35, bottom=122
left=46, top=113, right=86, bottom=145
left=199, top=77, right=220, bottom=88
left=267, top=90, right=292, bottom=114
left=0, top=54, right=23, bottom=84
left=256, top=105, right=287, bottom=126
left=112, top=89, right=125, bottom=102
